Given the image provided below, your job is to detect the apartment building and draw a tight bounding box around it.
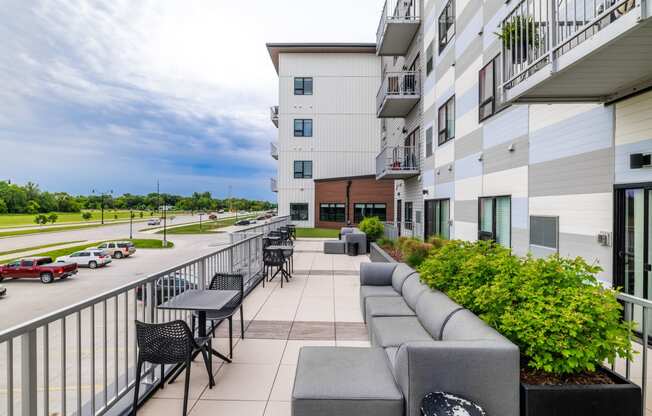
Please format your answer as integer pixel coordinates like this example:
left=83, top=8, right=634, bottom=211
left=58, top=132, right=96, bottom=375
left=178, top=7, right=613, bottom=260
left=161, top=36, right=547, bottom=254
left=374, top=0, right=652, bottom=288
left=267, top=44, right=393, bottom=229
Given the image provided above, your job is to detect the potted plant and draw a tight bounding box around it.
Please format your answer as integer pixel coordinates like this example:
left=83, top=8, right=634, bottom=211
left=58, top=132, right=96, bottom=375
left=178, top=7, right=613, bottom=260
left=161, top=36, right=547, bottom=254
left=497, top=16, right=539, bottom=64
left=419, top=242, right=641, bottom=416
left=358, top=216, right=384, bottom=253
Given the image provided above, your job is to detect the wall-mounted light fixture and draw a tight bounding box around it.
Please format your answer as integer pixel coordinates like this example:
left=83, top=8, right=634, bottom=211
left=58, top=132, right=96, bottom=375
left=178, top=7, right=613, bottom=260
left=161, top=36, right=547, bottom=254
left=402, top=127, right=408, bottom=134
left=508, top=143, right=515, bottom=152
left=422, top=189, right=429, bottom=195
left=478, top=153, right=484, bottom=162
left=630, top=153, right=651, bottom=169
left=436, top=169, right=441, bottom=175
left=448, top=164, right=453, bottom=172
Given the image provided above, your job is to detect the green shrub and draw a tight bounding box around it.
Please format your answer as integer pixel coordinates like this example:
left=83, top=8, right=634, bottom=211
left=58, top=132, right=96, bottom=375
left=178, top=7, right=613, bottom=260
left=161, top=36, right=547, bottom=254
left=376, top=237, right=395, bottom=248
left=400, top=238, right=434, bottom=268
left=358, top=216, right=384, bottom=240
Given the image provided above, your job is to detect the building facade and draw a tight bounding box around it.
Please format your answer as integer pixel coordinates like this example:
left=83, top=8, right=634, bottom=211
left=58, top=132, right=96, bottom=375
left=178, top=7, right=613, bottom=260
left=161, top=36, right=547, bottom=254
left=267, top=44, right=391, bottom=228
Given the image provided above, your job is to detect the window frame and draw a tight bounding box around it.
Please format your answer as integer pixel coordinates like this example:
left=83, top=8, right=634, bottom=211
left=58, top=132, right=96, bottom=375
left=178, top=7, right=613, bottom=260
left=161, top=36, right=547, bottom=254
left=404, top=201, right=414, bottom=230
left=426, top=41, right=434, bottom=76
left=477, top=195, right=512, bottom=247
left=293, top=160, right=313, bottom=179
left=425, top=126, right=434, bottom=157
left=438, top=0, right=455, bottom=53
left=294, top=77, right=313, bottom=95
left=425, top=198, right=450, bottom=240
left=478, top=55, right=504, bottom=122
left=529, top=215, right=560, bottom=250
left=437, top=96, right=455, bottom=145
left=290, top=203, right=309, bottom=221
left=353, top=203, right=387, bottom=223
left=319, top=203, right=346, bottom=223
left=293, top=119, right=313, bottom=137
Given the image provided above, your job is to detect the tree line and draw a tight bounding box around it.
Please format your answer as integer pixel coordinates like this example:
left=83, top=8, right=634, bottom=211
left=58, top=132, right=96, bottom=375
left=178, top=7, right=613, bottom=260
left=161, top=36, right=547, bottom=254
left=0, top=181, right=276, bottom=215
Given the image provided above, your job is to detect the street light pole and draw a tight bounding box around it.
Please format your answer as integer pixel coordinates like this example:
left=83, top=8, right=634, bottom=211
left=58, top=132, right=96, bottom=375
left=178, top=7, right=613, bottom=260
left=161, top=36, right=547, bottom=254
left=92, top=189, right=112, bottom=225
left=199, top=213, right=203, bottom=232
left=129, top=209, right=133, bottom=239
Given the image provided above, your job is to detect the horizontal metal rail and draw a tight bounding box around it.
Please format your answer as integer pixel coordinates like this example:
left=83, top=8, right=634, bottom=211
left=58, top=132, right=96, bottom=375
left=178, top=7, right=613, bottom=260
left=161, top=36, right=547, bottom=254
left=376, top=71, right=420, bottom=113
left=376, top=0, right=421, bottom=47
left=376, top=145, right=420, bottom=177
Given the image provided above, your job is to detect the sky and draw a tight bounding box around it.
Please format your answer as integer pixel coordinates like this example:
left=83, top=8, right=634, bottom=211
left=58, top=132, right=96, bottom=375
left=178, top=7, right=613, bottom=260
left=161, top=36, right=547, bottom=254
left=0, top=0, right=383, bottom=201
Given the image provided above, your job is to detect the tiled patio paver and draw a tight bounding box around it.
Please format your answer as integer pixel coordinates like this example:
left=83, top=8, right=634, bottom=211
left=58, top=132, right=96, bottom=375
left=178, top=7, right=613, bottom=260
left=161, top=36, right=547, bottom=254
left=140, top=238, right=370, bottom=416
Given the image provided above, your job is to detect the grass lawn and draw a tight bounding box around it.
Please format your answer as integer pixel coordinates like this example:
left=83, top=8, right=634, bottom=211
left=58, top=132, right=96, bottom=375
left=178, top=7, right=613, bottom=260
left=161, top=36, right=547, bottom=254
left=295, top=228, right=340, bottom=238
left=1, top=239, right=173, bottom=264
left=0, top=210, right=157, bottom=228
left=161, top=215, right=257, bottom=234
left=0, top=240, right=85, bottom=257
left=0, top=224, right=108, bottom=238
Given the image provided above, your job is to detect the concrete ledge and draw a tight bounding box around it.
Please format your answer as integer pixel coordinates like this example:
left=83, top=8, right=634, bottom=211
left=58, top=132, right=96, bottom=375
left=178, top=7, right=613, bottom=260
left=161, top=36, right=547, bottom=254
left=370, top=242, right=396, bottom=263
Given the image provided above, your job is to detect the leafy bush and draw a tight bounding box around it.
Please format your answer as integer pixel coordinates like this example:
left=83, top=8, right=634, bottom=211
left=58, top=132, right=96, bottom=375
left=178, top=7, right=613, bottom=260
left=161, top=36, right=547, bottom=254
left=376, top=237, right=395, bottom=248
left=358, top=216, right=384, bottom=240
left=419, top=240, right=634, bottom=375
left=395, top=237, right=434, bottom=268
left=81, top=212, right=92, bottom=221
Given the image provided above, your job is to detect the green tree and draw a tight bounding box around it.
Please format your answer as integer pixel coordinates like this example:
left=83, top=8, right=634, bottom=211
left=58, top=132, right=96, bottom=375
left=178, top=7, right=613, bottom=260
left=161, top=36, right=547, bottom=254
left=81, top=212, right=92, bottom=221
left=34, top=214, right=48, bottom=226
left=26, top=200, right=40, bottom=214
left=47, top=213, right=58, bottom=224
left=0, top=199, right=7, bottom=214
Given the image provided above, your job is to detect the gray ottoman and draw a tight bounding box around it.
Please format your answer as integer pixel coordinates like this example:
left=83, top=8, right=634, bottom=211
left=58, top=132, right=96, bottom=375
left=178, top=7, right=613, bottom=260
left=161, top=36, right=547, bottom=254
left=324, top=240, right=346, bottom=254
left=292, top=347, right=404, bottom=416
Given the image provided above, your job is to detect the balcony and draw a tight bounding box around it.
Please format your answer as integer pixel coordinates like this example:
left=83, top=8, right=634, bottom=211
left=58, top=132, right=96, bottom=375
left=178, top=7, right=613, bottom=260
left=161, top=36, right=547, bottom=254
left=270, top=105, right=279, bottom=127
left=376, top=145, right=420, bottom=179
left=376, top=0, right=421, bottom=55
left=270, top=177, right=278, bottom=192
left=500, top=0, right=652, bottom=103
left=376, top=71, right=420, bottom=118
left=270, top=142, right=278, bottom=160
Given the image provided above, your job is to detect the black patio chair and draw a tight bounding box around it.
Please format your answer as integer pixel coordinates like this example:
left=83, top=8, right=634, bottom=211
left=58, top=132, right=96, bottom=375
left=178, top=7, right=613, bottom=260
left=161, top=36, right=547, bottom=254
left=264, top=246, right=291, bottom=288
left=133, top=320, right=214, bottom=416
left=191, top=273, right=244, bottom=359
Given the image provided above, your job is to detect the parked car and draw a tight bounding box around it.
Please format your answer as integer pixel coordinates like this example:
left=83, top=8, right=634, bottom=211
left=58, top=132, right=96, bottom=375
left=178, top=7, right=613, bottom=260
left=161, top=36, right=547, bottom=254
left=0, top=285, right=6, bottom=297
left=218, top=209, right=225, bottom=214
left=234, top=219, right=251, bottom=226
left=256, top=215, right=267, bottom=221
left=88, top=241, right=136, bottom=259
left=135, top=271, right=197, bottom=305
left=147, top=218, right=161, bottom=226
left=208, top=214, right=218, bottom=220
left=56, top=250, right=112, bottom=269
left=0, top=257, right=78, bottom=283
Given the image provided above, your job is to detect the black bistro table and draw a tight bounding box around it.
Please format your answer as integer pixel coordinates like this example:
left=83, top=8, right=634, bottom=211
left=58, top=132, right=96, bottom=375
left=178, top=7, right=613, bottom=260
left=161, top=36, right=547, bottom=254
left=158, top=289, right=238, bottom=364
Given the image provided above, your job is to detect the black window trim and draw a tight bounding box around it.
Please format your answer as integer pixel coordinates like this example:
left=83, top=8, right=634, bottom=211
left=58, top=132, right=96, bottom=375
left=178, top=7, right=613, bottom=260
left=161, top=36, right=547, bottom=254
left=426, top=40, right=434, bottom=76
left=438, top=0, right=455, bottom=54
left=353, top=202, right=388, bottom=223
left=319, top=202, right=346, bottom=223
left=294, top=77, right=313, bottom=95
left=477, top=195, right=512, bottom=247
left=290, top=203, right=309, bottom=221
left=293, top=160, right=313, bottom=179
left=293, top=119, right=313, bottom=137
left=437, top=96, right=455, bottom=146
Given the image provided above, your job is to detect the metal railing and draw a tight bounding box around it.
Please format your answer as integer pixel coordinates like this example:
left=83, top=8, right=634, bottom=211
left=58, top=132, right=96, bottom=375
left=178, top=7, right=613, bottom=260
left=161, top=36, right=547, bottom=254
left=376, top=145, right=419, bottom=177
left=0, top=233, right=266, bottom=416
left=230, top=216, right=290, bottom=244
left=376, top=0, right=421, bottom=46
left=270, top=106, right=279, bottom=127
left=270, top=177, right=278, bottom=193
left=501, top=0, right=639, bottom=91
left=383, top=222, right=399, bottom=240
left=270, top=142, right=278, bottom=160
left=376, top=71, right=420, bottom=113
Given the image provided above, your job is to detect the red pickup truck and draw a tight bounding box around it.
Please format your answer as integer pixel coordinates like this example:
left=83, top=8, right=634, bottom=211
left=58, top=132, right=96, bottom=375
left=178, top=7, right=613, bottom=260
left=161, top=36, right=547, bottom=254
left=0, top=257, right=78, bottom=283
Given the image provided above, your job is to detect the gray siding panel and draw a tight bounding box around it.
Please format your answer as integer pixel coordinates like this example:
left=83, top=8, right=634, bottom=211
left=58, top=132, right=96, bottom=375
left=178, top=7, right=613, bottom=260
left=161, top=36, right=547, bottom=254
left=512, top=227, right=529, bottom=256
left=529, top=148, right=613, bottom=197
left=455, top=128, right=483, bottom=160
left=435, top=47, right=455, bottom=79
left=435, top=164, right=455, bottom=184
left=455, top=37, right=483, bottom=76
left=559, top=232, right=612, bottom=280
left=483, top=135, right=529, bottom=174
left=455, top=199, right=477, bottom=222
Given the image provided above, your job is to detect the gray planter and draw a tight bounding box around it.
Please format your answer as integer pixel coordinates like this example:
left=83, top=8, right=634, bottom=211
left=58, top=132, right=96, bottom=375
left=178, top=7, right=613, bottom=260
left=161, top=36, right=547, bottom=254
left=370, top=242, right=397, bottom=263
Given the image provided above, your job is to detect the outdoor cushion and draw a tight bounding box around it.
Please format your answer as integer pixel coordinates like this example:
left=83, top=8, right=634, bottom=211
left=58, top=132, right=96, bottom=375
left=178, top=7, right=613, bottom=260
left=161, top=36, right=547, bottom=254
left=365, top=296, right=416, bottom=323
left=292, top=347, right=404, bottom=416
left=360, top=262, right=397, bottom=286
left=324, top=240, right=346, bottom=254
left=370, top=316, right=433, bottom=348
left=385, top=346, right=399, bottom=368
left=391, top=263, right=417, bottom=294
left=401, top=274, right=429, bottom=310
left=360, top=285, right=400, bottom=318
left=441, top=309, right=509, bottom=343
left=416, top=290, right=464, bottom=340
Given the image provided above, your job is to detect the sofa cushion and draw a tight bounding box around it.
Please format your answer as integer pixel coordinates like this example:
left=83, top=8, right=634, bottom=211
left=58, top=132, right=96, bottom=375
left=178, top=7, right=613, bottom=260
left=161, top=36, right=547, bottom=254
left=359, top=285, right=401, bottom=318
left=402, top=274, right=429, bottom=310
left=416, top=291, right=464, bottom=340
left=370, top=316, right=433, bottom=348
left=385, top=347, right=399, bottom=369
left=441, top=309, right=510, bottom=343
left=323, top=240, right=346, bottom=254
left=391, top=263, right=417, bottom=294
left=292, top=347, right=404, bottom=416
left=365, top=296, right=416, bottom=323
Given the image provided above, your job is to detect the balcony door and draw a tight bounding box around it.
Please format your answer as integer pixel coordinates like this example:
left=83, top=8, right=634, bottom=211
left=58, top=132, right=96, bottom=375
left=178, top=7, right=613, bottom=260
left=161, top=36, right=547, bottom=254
left=404, top=129, right=418, bottom=170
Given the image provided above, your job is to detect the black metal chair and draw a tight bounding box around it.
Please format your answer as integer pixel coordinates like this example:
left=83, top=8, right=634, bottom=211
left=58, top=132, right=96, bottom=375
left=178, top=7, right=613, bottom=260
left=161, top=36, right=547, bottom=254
left=133, top=320, right=214, bottom=416
left=191, top=273, right=244, bottom=359
left=286, top=224, right=296, bottom=240
left=264, top=247, right=291, bottom=288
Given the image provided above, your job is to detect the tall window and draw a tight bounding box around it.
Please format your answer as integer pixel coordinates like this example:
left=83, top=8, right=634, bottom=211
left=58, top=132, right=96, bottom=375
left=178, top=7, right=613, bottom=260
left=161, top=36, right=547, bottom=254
left=425, top=126, right=433, bottom=157
left=293, top=161, right=313, bottom=179
left=479, top=196, right=511, bottom=247
left=320, top=203, right=346, bottom=222
left=478, top=55, right=503, bottom=121
left=294, top=119, right=313, bottom=137
left=404, top=202, right=414, bottom=230
left=425, top=199, right=450, bottom=239
left=426, top=41, right=434, bottom=76
left=437, top=96, right=455, bottom=145
left=354, top=203, right=387, bottom=223
left=438, top=0, right=455, bottom=53
left=290, top=203, right=309, bottom=221
left=294, top=77, right=313, bottom=95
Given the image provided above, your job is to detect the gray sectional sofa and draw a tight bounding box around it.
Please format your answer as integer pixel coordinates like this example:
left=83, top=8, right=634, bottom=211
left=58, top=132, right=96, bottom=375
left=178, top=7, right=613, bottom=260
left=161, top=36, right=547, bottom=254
left=323, top=227, right=368, bottom=255
left=292, top=261, right=520, bottom=416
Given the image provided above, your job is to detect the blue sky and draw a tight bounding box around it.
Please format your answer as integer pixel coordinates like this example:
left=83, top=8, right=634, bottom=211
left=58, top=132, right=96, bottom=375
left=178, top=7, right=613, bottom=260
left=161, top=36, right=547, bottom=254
left=0, top=0, right=382, bottom=201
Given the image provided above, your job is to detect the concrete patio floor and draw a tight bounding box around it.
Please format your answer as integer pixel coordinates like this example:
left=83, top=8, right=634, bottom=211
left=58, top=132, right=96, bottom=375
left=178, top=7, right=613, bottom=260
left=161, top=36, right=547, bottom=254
left=139, top=238, right=370, bottom=416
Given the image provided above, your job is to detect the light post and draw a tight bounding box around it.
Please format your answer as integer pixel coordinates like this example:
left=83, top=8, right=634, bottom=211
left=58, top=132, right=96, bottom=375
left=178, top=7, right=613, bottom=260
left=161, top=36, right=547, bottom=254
left=199, top=212, right=204, bottom=232
left=92, top=189, right=113, bottom=224
left=129, top=209, right=134, bottom=239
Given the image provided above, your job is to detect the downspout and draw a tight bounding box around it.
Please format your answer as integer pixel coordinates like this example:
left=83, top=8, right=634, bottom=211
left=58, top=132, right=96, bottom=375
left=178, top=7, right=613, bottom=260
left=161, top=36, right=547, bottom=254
left=346, top=180, right=352, bottom=225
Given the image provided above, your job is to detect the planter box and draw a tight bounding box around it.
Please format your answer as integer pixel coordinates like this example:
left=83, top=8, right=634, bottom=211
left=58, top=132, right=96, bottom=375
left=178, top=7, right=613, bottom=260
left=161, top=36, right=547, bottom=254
left=370, top=243, right=396, bottom=263
left=520, top=367, right=641, bottom=416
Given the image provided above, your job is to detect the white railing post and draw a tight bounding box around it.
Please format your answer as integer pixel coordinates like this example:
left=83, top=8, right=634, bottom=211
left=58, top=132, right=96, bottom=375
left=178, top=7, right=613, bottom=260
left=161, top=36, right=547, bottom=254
left=198, top=258, right=206, bottom=290
left=21, top=330, right=38, bottom=416
left=247, top=239, right=252, bottom=283
left=549, top=0, right=558, bottom=73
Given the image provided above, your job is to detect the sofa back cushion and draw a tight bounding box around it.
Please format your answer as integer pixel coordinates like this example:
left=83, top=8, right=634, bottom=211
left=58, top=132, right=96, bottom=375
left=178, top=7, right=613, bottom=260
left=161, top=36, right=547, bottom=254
left=402, top=274, right=429, bottom=310
left=416, top=291, right=464, bottom=340
left=441, top=309, right=510, bottom=343
left=340, top=227, right=356, bottom=236
left=391, top=263, right=416, bottom=294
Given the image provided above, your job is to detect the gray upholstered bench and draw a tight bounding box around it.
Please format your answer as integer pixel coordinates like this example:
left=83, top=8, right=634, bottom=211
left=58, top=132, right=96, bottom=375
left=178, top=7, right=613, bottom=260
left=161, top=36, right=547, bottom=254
left=324, top=240, right=346, bottom=254
left=292, top=347, right=404, bottom=416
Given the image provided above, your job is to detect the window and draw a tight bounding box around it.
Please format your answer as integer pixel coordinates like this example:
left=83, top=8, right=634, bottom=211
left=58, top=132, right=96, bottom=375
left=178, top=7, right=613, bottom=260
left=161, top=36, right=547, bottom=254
left=425, top=199, right=450, bottom=239
left=437, top=96, right=455, bottom=145
left=478, top=55, right=504, bottom=121
left=294, top=119, right=313, bottom=137
left=22, top=260, right=34, bottom=266
left=353, top=203, right=387, bottom=223
left=320, top=203, right=346, bottom=222
left=404, top=202, right=414, bottom=230
left=426, top=41, right=434, bottom=76
left=478, top=196, right=511, bottom=247
left=290, top=203, right=309, bottom=221
left=294, top=77, right=313, bottom=95
left=438, top=0, right=455, bottom=53
left=530, top=216, right=559, bottom=250
left=425, top=126, right=433, bottom=157
left=293, top=161, right=313, bottom=179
